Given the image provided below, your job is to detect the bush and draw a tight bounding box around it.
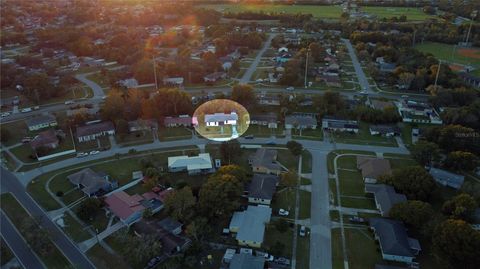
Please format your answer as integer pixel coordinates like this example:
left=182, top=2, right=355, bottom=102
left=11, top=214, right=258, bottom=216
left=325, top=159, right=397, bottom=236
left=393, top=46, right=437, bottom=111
left=56, top=191, right=64, bottom=197
left=275, top=219, right=289, bottom=233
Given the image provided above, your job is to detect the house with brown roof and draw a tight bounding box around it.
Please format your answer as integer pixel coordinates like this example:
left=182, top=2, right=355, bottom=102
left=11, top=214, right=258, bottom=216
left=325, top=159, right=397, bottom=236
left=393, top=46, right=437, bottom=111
left=357, top=157, right=392, bottom=183
left=76, top=121, right=115, bottom=142
left=163, top=115, right=193, bottom=127
left=67, top=168, right=117, bottom=197
left=248, top=148, right=282, bottom=176
left=128, top=119, right=158, bottom=132
left=105, top=190, right=164, bottom=225
left=30, top=129, right=59, bottom=150
left=25, top=114, right=57, bottom=131
left=249, top=113, right=278, bottom=129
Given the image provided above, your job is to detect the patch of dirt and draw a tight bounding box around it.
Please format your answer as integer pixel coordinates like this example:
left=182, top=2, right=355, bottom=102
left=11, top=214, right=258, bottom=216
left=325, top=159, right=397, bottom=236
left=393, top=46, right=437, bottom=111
left=449, top=64, right=466, bottom=72
left=458, top=48, right=480, bottom=59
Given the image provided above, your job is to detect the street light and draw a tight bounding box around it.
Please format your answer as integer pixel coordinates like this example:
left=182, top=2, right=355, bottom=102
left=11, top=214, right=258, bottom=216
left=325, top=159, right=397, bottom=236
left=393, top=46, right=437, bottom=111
left=304, top=48, right=311, bottom=89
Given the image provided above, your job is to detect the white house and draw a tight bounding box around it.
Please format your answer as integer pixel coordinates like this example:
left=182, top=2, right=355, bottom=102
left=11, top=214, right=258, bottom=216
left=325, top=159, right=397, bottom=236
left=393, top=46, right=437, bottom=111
left=204, top=112, right=238, bottom=127
left=168, top=153, right=214, bottom=175
left=76, top=121, right=115, bottom=142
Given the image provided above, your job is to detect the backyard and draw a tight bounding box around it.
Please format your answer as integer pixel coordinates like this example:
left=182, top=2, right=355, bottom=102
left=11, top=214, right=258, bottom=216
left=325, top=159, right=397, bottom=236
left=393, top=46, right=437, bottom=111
left=415, top=42, right=480, bottom=69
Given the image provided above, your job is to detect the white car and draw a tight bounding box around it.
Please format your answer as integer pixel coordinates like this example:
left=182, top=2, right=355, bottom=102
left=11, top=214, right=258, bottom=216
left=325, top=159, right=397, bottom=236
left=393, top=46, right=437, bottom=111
left=89, top=150, right=100, bottom=155
left=21, top=107, right=32, bottom=113
left=0, top=112, right=11, bottom=117
left=64, top=100, right=74, bottom=105
left=278, top=209, right=289, bottom=216
left=264, top=253, right=274, bottom=262
left=299, top=225, right=306, bottom=237
left=77, top=152, right=88, bottom=158
left=286, top=86, right=294, bottom=91
left=240, top=248, right=253, bottom=255
left=256, top=78, right=263, bottom=83
left=401, top=95, right=409, bottom=98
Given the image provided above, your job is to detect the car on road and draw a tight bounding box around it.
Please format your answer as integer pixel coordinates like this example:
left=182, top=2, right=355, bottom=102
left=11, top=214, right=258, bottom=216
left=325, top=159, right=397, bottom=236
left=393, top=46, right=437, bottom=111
left=244, top=135, right=254, bottom=139
left=264, top=253, right=274, bottom=262
left=21, top=107, right=32, bottom=113
left=278, top=209, right=289, bottom=216
left=256, top=78, right=263, bottom=83
left=299, top=225, right=306, bottom=237
left=266, top=141, right=276, bottom=146
left=286, top=86, right=294, bottom=91
left=102, top=96, right=108, bottom=100
left=21, top=137, right=33, bottom=143
left=401, top=95, right=409, bottom=98
left=33, top=106, right=40, bottom=110
left=349, top=216, right=366, bottom=223
left=275, top=257, right=291, bottom=265
left=89, top=150, right=100, bottom=155
left=0, top=112, right=11, bottom=117
left=64, top=100, right=75, bottom=105
left=77, top=152, right=88, bottom=158
left=359, top=90, right=368, bottom=95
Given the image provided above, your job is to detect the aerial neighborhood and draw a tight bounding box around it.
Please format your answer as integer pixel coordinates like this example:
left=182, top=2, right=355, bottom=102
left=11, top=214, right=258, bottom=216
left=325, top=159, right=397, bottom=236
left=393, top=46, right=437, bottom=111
left=1, top=1, right=480, bottom=269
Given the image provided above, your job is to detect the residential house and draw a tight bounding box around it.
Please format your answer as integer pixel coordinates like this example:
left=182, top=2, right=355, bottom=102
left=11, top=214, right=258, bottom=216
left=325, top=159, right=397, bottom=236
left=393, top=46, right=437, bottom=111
left=247, top=174, right=279, bottom=205
left=205, top=112, right=238, bottom=127
left=459, top=72, right=480, bottom=88
left=128, top=119, right=158, bottom=132
left=369, top=218, right=421, bottom=263
left=249, top=113, right=278, bottom=129
left=428, top=167, right=465, bottom=189
left=76, top=121, right=115, bottom=142
left=67, top=168, right=117, bottom=197
left=369, top=125, right=401, bottom=137
left=25, top=114, right=57, bottom=131
left=379, top=62, right=397, bottom=73
left=365, top=184, right=407, bottom=216
left=158, top=217, right=183, bottom=235
left=105, top=191, right=164, bottom=225
left=257, top=95, right=280, bottom=106
left=167, top=153, right=214, bottom=175
left=117, top=78, right=138, bottom=88
left=395, top=100, right=442, bottom=124
left=357, top=157, right=392, bottom=183
left=163, top=115, right=193, bottom=127
left=285, top=114, right=317, bottom=129
left=30, top=129, right=59, bottom=150
left=133, top=219, right=190, bottom=255
left=249, top=148, right=282, bottom=176
left=203, top=72, right=226, bottom=83
left=229, top=253, right=265, bottom=269
left=229, top=205, right=272, bottom=248
left=163, top=77, right=184, bottom=87
left=322, top=117, right=359, bottom=133
left=369, top=100, right=394, bottom=110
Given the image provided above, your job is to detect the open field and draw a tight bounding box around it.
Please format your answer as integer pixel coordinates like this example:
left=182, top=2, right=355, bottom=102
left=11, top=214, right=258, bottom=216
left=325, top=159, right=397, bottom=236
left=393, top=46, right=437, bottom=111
left=415, top=42, right=480, bottom=68
left=363, top=6, right=434, bottom=21
left=200, top=4, right=343, bottom=19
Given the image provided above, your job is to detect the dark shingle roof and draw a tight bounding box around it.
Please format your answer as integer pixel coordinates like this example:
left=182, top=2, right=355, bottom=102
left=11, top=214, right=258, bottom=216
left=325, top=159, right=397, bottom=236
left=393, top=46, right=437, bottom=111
left=229, top=253, right=265, bottom=269
left=248, top=174, right=278, bottom=200
left=158, top=217, right=182, bottom=233
left=249, top=148, right=281, bottom=171
left=364, top=184, right=406, bottom=216
left=370, top=218, right=419, bottom=258
left=76, top=121, right=114, bottom=137
left=25, top=114, right=56, bottom=128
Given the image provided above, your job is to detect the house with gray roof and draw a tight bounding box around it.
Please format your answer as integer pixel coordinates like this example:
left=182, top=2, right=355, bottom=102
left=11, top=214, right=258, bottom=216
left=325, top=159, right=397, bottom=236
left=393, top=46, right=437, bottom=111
left=229, top=205, right=272, bottom=248
left=365, top=184, right=407, bottom=216
left=250, top=113, right=278, bottom=129
left=167, top=153, right=214, bottom=175
left=285, top=114, right=317, bottom=129
left=158, top=217, right=183, bottom=235
left=428, top=167, right=465, bottom=189
left=229, top=253, right=265, bottom=269
left=247, top=174, right=279, bottom=205
left=249, top=148, right=282, bottom=176
left=205, top=112, right=238, bottom=127
left=322, top=117, right=359, bottom=133
left=76, top=121, right=115, bottom=142
left=370, top=218, right=421, bottom=263
left=67, top=168, right=117, bottom=197
left=25, top=114, right=57, bottom=131
left=369, top=125, right=401, bottom=137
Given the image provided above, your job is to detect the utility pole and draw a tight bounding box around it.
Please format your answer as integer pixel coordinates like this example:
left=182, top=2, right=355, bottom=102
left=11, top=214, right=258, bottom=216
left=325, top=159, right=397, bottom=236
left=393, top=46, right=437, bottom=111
left=152, top=55, right=158, bottom=91
left=304, top=49, right=310, bottom=89
left=465, top=10, right=478, bottom=46
left=434, top=60, right=441, bottom=92
left=412, top=29, right=416, bottom=47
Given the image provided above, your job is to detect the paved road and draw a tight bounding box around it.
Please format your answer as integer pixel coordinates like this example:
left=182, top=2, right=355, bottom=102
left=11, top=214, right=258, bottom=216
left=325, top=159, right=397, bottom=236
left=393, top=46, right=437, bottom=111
left=342, top=38, right=371, bottom=93
left=240, top=34, right=276, bottom=83
left=75, top=72, right=106, bottom=98
left=1, top=211, right=46, bottom=269
left=309, top=149, right=332, bottom=269
left=1, top=168, right=96, bottom=269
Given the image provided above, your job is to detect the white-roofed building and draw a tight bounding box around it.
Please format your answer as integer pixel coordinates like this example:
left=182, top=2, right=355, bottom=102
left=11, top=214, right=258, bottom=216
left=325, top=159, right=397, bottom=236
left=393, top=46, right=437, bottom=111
left=229, top=205, right=272, bottom=248
left=168, top=153, right=214, bottom=175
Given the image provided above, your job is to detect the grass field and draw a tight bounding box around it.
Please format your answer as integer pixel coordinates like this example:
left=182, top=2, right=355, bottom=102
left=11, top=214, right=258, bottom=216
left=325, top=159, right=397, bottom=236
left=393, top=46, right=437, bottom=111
left=363, top=6, right=434, bottom=21
left=201, top=4, right=343, bottom=19
left=415, top=42, right=480, bottom=68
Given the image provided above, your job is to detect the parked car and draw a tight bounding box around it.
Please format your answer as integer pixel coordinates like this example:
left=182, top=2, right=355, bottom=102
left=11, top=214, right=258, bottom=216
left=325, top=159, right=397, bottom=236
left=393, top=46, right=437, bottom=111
left=349, top=216, right=366, bottom=223
left=264, top=253, right=274, bottom=262
left=401, top=95, right=409, bottom=98
left=244, top=135, right=254, bottom=139
left=286, top=86, right=294, bottom=91
left=89, top=150, right=100, bottom=155
left=1, top=112, right=11, bottom=117
left=64, top=100, right=74, bottom=105
left=266, top=141, right=276, bottom=146
left=21, top=107, right=32, bottom=113
left=21, top=137, right=32, bottom=143
left=275, top=257, right=291, bottom=265
left=240, top=248, right=253, bottom=255
left=33, top=106, right=40, bottom=110
left=77, top=152, right=88, bottom=158
left=278, top=209, right=289, bottom=216
left=299, top=225, right=306, bottom=237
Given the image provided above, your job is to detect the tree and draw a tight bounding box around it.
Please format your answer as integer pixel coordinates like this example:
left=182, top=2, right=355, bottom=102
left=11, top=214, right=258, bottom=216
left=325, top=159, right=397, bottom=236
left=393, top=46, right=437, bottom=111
left=231, top=84, right=256, bottom=108
left=444, top=151, right=478, bottom=171
left=379, top=166, right=436, bottom=201
left=280, top=171, right=297, bottom=189
left=442, top=193, right=477, bottom=221
left=115, top=229, right=163, bottom=267
left=115, top=119, right=129, bottom=136
left=389, top=200, right=434, bottom=230
left=20, top=218, right=52, bottom=256
left=216, top=165, right=247, bottom=183
left=410, top=140, right=440, bottom=166
left=164, top=186, right=196, bottom=222
left=101, top=89, right=126, bottom=121
left=198, top=173, right=243, bottom=218
left=185, top=217, right=211, bottom=241
left=76, top=198, right=103, bottom=221
left=142, top=208, right=153, bottom=219
left=220, top=140, right=242, bottom=164
left=432, top=219, right=480, bottom=269
left=286, top=140, right=303, bottom=156
left=398, top=72, right=415, bottom=90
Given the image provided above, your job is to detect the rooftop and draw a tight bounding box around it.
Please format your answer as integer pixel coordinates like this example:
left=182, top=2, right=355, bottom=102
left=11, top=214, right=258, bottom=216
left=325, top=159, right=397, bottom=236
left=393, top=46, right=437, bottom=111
left=365, top=184, right=407, bottom=216
left=168, top=153, right=213, bottom=171
left=248, top=174, right=278, bottom=200
left=249, top=148, right=281, bottom=171
left=357, top=157, right=392, bottom=179
left=76, top=121, right=114, bottom=137
left=229, top=205, right=272, bottom=244
left=370, top=218, right=420, bottom=258
left=25, top=114, right=56, bottom=127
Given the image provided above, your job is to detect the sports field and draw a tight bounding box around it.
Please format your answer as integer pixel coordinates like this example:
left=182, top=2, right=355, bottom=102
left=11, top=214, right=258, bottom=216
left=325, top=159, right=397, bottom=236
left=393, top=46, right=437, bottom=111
left=200, top=4, right=343, bottom=19
left=415, top=42, right=480, bottom=69
left=363, top=6, right=434, bottom=21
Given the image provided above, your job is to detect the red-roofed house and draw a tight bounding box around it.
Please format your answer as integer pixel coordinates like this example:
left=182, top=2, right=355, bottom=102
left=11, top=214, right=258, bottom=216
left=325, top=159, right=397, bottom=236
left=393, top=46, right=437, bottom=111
left=105, top=191, right=164, bottom=225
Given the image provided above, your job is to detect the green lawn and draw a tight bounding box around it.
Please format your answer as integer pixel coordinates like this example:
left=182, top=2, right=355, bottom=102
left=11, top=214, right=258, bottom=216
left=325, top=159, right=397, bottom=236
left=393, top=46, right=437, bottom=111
left=344, top=228, right=382, bottom=269
left=272, top=188, right=296, bottom=220
left=299, top=190, right=311, bottom=219
left=301, top=150, right=312, bottom=173
left=331, top=228, right=345, bottom=269
left=0, top=238, right=14, bottom=266
left=0, top=193, right=71, bottom=269
left=158, top=127, right=192, bottom=141
left=415, top=42, right=480, bottom=68
left=244, top=125, right=283, bottom=137
left=0, top=121, right=28, bottom=146
left=86, top=73, right=110, bottom=88
left=201, top=4, right=343, bottom=19
left=263, top=224, right=294, bottom=258
left=116, top=131, right=154, bottom=147
left=276, top=149, right=299, bottom=171
left=87, top=244, right=130, bottom=269
left=292, top=128, right=324, bottom=141
left=331, top=123, right=397, bottom=146
left=296, top=226, right=310, bottom=269
left=363, top=6, right=435, bottom=21
left=62, top=212, right=92, bottom=242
